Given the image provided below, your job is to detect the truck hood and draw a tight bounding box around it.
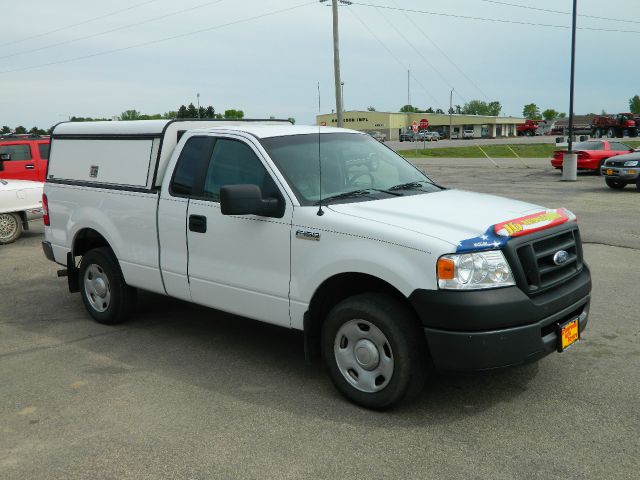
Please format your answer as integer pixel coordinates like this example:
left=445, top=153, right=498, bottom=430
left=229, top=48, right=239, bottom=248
left=328, top=189, right=548, bottom=247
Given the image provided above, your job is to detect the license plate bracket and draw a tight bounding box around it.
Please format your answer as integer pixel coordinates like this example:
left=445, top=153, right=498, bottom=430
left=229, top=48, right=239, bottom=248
left=557, top=318, right=580, bottom=352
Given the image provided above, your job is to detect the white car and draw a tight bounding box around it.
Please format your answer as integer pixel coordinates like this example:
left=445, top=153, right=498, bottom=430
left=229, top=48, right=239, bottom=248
left=42, top=120, right=591, bottom=409
left=0, top=179, right=43, bottom=244
left=462, top=129, right=475, bottom=139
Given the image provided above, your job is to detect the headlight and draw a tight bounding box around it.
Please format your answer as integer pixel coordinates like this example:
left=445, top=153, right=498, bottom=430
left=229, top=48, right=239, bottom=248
left=624, top=160, right=639, bottom=167
left=437, top=250, right=515, bottom=290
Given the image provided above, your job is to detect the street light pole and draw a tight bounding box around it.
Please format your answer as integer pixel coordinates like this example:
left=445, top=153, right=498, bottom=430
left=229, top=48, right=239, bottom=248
left=562, top=0, right=578, bottom=181
left=341, top=82, right=345, bottom=112
left=449, top=88, right=454, bottom=139
left=196, top=93, right=201, bottom=119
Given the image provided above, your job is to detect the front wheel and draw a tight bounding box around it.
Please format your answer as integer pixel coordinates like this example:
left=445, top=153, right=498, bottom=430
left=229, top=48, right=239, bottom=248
left=321, top=293, right=427, bottom=410
left=605, top=178, right=626, bottom=190
left=79, top=247, right=136, bottom=324
left=0, top=213, right=23, bottom=245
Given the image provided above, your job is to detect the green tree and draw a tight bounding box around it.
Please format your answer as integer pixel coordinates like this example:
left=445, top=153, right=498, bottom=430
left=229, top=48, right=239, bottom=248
left=1, top=126, right=11, bottom=134
left=367, top=106, right=376, bottom=111
left=522, top=103, right=541, bottom=120
left=487, top=101, right=502, bottom=116
left=629, top=95, right=640, bottom=114
left=462, top=100, right=501, bottom=116
left=204, top=106, right=215, bottom=118
left=287, top=117, right=296, bottom=124
left=163, top=111, right=178, bottom=119
left=186, top=103, right=198, bottom=118
left=120, top=110, right=141, bottom=121
left=424, top=107, right=434, bottom=113
left=558, top=112, right=566, bottom=118
left=14, top=126, right=27, bottom=134
left=435, top=108, right=444, bottom=114
left=399, top=104, right=418, bottom=113
left=177, top=105, right=188, bottom=118
left=224, top=109, right=244, bottom=119
left=542, top=109, right=559, bottom=121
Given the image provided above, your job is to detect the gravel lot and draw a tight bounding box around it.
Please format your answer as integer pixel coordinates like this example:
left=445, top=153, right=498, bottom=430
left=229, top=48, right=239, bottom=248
left=1, top=158, right=638, bottom=479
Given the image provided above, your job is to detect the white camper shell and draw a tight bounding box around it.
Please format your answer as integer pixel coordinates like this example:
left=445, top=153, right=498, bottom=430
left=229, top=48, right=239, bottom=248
left=48, top=119, right=291, bottom=189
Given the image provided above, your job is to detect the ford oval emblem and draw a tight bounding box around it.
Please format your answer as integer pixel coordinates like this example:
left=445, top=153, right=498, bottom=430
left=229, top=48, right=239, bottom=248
left=553, top=250, right=569, bottom=265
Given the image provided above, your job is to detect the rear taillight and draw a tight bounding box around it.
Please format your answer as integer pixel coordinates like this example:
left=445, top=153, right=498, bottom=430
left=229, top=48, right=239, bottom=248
left=42, top=193, right=50, bottom=226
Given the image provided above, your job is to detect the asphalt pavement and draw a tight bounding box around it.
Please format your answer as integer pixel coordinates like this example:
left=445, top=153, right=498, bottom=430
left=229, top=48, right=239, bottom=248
left=1, top=159, right=638, bottom=479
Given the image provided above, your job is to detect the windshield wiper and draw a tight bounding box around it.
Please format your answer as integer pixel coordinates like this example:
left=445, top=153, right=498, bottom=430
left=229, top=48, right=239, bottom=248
left=315, top=188, right=399, bottom=205
left=388, top=180, right=429, bottom=191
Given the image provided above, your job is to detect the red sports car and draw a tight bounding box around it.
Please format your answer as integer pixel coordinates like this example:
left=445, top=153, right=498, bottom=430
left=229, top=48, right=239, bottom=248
left=551, top=140, right=634, bottom=173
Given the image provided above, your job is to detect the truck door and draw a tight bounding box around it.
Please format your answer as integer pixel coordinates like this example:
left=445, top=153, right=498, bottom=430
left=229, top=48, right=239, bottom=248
left=36, top=142, right=50, bottom=181
left=186, top=136, right=292, bottom=328
left=0, top=142, right=37, bottom=181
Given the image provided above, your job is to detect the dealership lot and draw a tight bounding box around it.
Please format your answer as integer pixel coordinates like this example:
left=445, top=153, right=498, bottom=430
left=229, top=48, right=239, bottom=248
left=1, top=159, right=638, bottom=479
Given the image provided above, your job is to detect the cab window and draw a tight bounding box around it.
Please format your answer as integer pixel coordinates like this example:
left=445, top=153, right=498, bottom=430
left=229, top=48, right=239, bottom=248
left=38, top=143, right=50, bottom=160
left=170, top=136, right=214, bottom=197
left=609, top=142, right=631, bottom=152
left=202, top=139, right=278, bottom=202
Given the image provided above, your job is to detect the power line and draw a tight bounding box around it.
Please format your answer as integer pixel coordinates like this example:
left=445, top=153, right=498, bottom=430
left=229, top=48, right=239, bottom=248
left=477, top=0, right=640, bottom=26
left=0, top=0, right=164, bottom=49
left=0, top=0, right=226, bottom=61
left=390, top=0, right=489, bottom=101
left=348, top=2, right=640, bottom=34
left=346, top=6, right=443, bottom=109
left=0, top=2, right=316, bottom=76
left=373, top=7, right=467, bottom=104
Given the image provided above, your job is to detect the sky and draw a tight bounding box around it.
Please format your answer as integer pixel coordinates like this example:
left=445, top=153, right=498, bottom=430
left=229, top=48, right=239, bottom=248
left=1, top=0, right=639, bottom=129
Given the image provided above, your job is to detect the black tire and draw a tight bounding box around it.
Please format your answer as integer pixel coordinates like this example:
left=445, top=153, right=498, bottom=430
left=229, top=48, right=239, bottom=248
left=594, top=129, right=601, bottom=138
left=607, top=128, right=614, bottom=138
left=0, top=213, right=23, bottom=245
left=321, top=293, right=427, bottom=410
left=605, top=178, right=626, bottom=190
left=79, top=247, right=136, bottom=324
left=596, top=160, right=605, bottom=176
left=636, top=178, right=640, bottom=192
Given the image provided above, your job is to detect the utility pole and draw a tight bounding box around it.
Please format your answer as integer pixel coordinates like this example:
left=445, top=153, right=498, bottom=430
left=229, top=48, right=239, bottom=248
left=449, top=88, right=454, bottom=139
left=407, top=68, right=410, bottom=106
left=196, top=93, right=201, bottom=118
left=331, top=0, right=343, bottom=127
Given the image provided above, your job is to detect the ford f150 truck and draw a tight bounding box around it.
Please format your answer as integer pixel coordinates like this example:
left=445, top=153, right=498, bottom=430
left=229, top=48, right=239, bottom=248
left=42, top=119, right=592, bottom=409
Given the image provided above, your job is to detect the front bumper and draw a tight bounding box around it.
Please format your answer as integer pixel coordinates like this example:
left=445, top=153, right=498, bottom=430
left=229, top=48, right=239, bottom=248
left=409, top=267, right=591, bottom=371
left=600, top=166, right=640, bottom=181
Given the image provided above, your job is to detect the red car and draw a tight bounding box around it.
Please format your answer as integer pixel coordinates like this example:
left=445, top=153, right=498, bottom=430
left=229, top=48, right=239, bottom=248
left=551, top=140, right=634, bottom=173
left=0, top=136, right=50, bottom=182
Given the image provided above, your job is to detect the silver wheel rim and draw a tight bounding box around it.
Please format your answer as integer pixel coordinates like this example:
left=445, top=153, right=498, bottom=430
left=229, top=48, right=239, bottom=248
left=83, top=264, right=111, bottom=312
left=334, top=319, right=394, bottom=393
left=0, top=214, right=18, bottom=240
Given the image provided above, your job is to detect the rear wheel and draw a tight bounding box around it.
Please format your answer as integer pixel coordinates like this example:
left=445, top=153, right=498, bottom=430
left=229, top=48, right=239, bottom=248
left=607, top=128, right=615, bottom=138
left=594, top=129, right=601, bottom=138
left=636, top=178, right=640, bottom=192
left=79, top=247, right=136, bottom=324
left=605, top=178, right=626, bottom=190
left=321, top=293, right=427, bottom=410
left=0, top=213, right=22, bottom=245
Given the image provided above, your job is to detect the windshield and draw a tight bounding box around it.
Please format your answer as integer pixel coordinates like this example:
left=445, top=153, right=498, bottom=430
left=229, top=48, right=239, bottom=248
left=261, top=133, right=438, bottom=205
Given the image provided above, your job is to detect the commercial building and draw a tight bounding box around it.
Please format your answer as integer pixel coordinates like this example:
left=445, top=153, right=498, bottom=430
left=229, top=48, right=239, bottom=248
left=316, top=110, right=527, bottom=141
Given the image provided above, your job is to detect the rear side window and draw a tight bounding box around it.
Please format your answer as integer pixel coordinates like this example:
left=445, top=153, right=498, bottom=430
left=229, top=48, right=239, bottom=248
left=0, top=143, right=31, bottom=160
left=609, top=142, right=632, bottom=152
left=38, top=143, right=50, bottom=159
left=202, top=139, right=277, bottom=201
left=170, top=136, right=214, bottom=197
left=574, top=142, right=604, bottom=151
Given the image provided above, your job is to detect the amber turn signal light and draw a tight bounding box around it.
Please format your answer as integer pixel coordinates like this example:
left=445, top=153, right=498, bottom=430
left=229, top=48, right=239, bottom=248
left=437, top=257, right=455, bottom=280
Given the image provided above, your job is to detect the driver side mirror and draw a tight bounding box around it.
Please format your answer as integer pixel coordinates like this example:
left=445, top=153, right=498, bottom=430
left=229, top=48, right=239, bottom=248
left=220, top=184, right=284, bottom=218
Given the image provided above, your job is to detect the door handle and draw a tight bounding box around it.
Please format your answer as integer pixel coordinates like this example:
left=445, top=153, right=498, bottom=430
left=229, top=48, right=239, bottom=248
left=188, top=214, right=207, bottom=233
left=25, top=164, right=35, bottom=170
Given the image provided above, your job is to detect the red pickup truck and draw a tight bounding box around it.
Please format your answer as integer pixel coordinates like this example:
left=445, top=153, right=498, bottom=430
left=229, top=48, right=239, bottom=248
left=0, top=135, right=50, bottom=182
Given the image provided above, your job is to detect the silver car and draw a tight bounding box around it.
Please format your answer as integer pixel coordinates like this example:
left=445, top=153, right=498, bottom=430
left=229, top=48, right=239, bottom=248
left=601, top=152, right=640, bottom=191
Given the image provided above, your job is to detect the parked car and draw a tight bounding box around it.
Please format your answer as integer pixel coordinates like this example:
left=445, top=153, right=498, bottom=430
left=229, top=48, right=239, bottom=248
left=368, top=131, right=386, bottom=142
left=0, top=179, right=43, bottom=244
left=551, top=140, right=634, bottom=173
left=399, top=130, right=416, bottom=142
left=42, top=120, right=591, bottom=410
left=600, top=151, right=640, bottom=190
left=0, top=135, right=50, bottom=182
left=462, top=129, right=474, bottom=139
left=418, top=131, right=440, bottom=142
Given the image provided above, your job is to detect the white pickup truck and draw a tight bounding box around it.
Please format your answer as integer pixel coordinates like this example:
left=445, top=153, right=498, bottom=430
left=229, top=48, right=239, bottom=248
left=42, top=120, right=591, bottom=409
left=0, top=179, right=43, bottom=244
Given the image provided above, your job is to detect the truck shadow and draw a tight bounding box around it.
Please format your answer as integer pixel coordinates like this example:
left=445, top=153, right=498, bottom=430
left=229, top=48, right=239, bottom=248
left=99, top=290, right=541, bottom=427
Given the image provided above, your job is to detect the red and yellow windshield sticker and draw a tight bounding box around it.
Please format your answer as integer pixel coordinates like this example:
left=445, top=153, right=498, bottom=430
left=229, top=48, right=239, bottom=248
left=494, top=208, right=570, bottom=237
